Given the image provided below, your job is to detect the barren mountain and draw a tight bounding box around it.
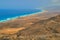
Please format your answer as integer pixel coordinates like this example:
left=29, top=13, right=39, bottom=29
left=44, top=5, right=60, bottom=12
left=14, top=14, right=60, bottom=40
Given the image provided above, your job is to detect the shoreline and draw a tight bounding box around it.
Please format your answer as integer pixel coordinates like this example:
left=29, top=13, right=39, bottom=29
left=0, top=10, right=46, bottom=23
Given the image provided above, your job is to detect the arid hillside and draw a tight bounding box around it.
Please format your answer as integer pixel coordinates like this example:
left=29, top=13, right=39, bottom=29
left=0, top=11, right=60, bottom=40
left=15, top=14, right=60, bottom=40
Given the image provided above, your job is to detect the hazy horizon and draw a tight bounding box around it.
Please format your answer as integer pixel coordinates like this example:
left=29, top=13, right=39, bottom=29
left=0, top=0, right=60, bottom=9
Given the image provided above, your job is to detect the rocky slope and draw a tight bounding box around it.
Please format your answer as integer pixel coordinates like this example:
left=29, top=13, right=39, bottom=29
left=15, top=14, right=60, bottom=40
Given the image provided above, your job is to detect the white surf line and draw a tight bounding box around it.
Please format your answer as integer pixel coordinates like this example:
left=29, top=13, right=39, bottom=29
left=0, top=10, right=47, bottom=23
left=0, top=16, right=19, bottom=22
left=18, top=10, right=47, bottom=17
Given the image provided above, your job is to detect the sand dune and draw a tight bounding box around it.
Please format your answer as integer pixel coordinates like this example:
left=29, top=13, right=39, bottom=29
left=0, top=27, right=25, bottom=34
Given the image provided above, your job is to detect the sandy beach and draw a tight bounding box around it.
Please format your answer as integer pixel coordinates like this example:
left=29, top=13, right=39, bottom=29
left=0, top=10, right=46, bottom=23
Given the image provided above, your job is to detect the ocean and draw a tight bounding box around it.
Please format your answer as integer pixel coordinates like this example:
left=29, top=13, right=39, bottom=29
left=0, top=9, right=42, bottom=22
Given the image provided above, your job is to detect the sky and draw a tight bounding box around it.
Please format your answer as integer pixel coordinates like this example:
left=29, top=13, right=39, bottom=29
left=0, top=0, right=60, bottom=9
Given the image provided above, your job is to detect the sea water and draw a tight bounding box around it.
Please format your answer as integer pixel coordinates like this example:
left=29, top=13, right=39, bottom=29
left=0, top=9, right=42, bottom=22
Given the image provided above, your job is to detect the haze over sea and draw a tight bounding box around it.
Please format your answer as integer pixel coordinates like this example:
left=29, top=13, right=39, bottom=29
left=0, top=9, right=42, bottom=22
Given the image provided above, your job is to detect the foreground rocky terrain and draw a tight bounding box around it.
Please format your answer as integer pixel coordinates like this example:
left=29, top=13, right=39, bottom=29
left=0, top=11, right=60, bottom=40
